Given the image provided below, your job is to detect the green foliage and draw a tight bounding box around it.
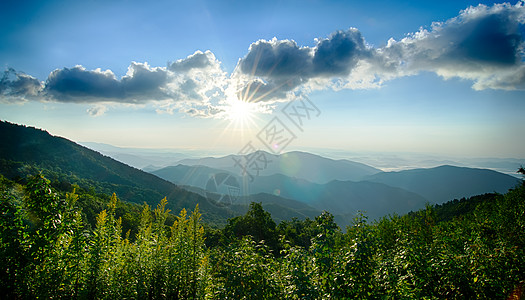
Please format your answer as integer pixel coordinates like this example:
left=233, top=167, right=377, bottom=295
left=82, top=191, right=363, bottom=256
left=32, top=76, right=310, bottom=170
left=332, top=212, right=377, bottom=298
left=0, top=175, right=26, bottom=297
left=0, top=174, right=208, bottom=299
left=277, top=217, right=318, bottom=249
left=0, top=120, right=238, bottom=227
left=223, top=202, right=280, bottom=253
left=209, top=237, right=283, bottom=299
left=1, top=172, right=524, bottom=299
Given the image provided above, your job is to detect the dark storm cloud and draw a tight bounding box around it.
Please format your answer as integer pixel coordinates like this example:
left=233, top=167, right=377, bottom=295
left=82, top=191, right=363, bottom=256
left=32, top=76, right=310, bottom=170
left=0, top=68, right=42, bottom=101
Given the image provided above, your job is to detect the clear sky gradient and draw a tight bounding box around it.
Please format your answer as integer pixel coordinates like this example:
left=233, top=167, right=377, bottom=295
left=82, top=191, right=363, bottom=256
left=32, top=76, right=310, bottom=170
left=1, top=0, right=524, bottom=159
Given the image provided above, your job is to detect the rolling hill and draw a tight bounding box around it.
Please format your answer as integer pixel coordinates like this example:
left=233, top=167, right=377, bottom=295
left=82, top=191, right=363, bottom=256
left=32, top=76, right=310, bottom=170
left=152, top=163, right=521, bottom=221
left=176, top=150, right=382, bottom=183
left=0, top=121, right=235, bottom=223
left=225, top=173, right=428, bottom=220
left=152, top=165, right=429, bottom=221
left=364, top=165, right=520, bottom=204
left=4, top=120, right=520, bottom=227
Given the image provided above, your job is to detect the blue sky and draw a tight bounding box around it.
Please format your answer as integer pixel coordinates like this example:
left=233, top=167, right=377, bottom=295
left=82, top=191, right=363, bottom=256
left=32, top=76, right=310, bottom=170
left=1, top=0, right=524, bottom=159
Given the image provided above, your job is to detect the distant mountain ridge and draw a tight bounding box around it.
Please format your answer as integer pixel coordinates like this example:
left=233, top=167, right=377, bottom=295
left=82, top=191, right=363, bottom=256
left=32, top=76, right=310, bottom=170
left=80, top=141, right=194, bottom=170
left=152, top=163, right=520, bottom=221
left=176, top=150, right=382, bottom=184
left=364, top=165, right=520, bottom=204
left=0, top=121, right=333, bottom=225
left=152, top=165, right=428, bottom=221
left=152, top=164, right=234, bottom=188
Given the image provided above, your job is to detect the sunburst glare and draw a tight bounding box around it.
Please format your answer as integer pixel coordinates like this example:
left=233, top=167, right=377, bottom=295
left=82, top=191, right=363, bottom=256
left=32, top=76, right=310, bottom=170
left=226, top=98, right=255, bottom=125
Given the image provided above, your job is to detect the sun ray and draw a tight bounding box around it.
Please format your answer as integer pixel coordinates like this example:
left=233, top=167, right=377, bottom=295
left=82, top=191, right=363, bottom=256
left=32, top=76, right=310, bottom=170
left=248, top=78, right=294, bottom=104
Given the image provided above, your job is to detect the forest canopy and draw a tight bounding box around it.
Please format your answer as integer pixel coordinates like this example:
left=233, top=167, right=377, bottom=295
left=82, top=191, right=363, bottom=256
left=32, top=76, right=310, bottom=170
left=1, top=172, right=524, bottom=299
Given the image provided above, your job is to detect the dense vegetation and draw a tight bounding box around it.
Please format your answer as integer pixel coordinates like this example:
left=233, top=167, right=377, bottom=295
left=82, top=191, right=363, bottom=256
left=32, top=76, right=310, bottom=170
left=1, top=171, right=524, bottom=299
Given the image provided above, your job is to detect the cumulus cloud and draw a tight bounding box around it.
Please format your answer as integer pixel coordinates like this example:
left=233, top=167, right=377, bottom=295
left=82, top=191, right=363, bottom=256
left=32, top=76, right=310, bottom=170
left=1, top=51, right=230, bottom=117
left=234, top=2, right=525, bottom=101
left=156, top=50, right=229, bottom=117
left=377, top=2, right=525, bottom=88
left=169, top=50, right=217, bottom=72
left=313, top=29, right=372, bottom=75
left=44, top=63, right=169, bottom=102
left=1, top=2, right=524, bottom=116
left=0, top=68, right=43, bottom=102
left=235, top=29, right=372, bottom=101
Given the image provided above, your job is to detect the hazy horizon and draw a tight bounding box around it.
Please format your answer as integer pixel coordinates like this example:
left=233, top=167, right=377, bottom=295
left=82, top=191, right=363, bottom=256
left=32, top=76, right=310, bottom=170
left=78, top=140, right=524, bottom=177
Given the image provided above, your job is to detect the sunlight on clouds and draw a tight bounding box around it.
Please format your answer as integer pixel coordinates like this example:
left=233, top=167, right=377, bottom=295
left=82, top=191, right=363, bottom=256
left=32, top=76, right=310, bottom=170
left=2, top=2, right=524, bottom=120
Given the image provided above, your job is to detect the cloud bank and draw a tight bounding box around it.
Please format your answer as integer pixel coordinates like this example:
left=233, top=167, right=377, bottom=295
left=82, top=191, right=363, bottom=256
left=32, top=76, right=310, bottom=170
left=377, top=2, right=525, bottom=89
left=1, top=2, right=524, bottom=117
left=236, top=1, right=525, bottom=99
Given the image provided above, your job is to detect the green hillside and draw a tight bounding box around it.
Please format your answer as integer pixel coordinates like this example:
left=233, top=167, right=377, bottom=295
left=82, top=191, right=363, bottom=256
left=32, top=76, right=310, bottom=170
left=0, top=120, right=234, bottom=224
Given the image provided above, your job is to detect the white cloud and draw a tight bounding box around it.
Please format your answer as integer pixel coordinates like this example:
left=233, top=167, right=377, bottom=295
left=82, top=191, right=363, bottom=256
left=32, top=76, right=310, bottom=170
left=234, top=2, right=525, bottom=100
left=1, top=2, right=524, bottom=117
left=376, top=2, right=525, bottom=88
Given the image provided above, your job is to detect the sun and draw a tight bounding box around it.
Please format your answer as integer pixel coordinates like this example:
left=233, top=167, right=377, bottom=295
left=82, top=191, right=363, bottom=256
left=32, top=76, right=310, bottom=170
left=226, top=98, right=256, bottom=126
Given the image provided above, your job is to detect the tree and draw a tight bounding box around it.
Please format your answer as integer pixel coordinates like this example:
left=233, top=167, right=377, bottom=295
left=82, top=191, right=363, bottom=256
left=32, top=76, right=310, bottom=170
left=223, top=202, right=279, bottom=253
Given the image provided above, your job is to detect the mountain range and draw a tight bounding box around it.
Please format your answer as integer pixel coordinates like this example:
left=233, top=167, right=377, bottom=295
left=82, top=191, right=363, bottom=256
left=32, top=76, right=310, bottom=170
left=364, top=165, right=520, bottom=204
left=0, top=121, right=326, bottom=225
left=175, top=150, right=381, bottom=183
left=151, top=158, right=520, bottom=220
left=79, top=141, right=194, bottom=171
left=1, top=120, right=521, bottom=227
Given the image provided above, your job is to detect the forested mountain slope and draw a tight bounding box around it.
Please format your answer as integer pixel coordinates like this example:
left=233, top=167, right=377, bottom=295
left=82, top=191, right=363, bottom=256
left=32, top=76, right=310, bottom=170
left=0, top=120, right=234, bottom=223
